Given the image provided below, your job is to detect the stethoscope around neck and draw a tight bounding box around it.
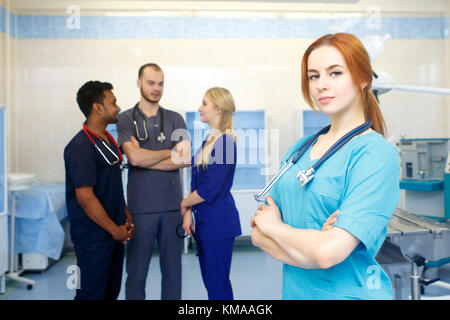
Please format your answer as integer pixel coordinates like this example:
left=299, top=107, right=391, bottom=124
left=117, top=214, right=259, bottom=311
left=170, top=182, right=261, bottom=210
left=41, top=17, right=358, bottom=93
left=132, top=103, right=166, bottom=143
left=254, top=120, right=373, bottom=202
left=82, top=123, right=127, bottom=170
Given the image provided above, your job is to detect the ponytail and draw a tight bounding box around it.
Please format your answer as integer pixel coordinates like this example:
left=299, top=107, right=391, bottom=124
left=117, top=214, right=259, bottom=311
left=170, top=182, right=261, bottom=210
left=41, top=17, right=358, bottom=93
left=363, top=87, right=386, bottom=137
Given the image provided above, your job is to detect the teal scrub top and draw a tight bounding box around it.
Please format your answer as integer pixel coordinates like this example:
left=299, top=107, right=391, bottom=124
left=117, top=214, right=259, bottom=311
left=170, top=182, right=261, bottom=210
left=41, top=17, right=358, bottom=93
left=271, top=130, right=400, bottom=300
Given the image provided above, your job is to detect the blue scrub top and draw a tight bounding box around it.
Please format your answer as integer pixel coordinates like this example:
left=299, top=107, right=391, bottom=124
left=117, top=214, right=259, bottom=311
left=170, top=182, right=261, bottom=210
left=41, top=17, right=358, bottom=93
left=271, top=130, right=400, bottom=300
left=191, top=134, right=242, bottom=242
left=64, top=130, right=125, bottom=243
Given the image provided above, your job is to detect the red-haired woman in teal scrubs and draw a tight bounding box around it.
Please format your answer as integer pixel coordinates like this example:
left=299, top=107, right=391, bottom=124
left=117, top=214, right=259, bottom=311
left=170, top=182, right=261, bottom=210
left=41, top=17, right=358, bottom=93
left=251, top=33, right=400, bottom=300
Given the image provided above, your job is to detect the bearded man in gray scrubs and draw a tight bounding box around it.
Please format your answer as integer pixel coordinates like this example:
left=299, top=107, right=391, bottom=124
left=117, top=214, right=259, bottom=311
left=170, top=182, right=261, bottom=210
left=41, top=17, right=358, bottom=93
left=117, top=63, right=191, bottom=300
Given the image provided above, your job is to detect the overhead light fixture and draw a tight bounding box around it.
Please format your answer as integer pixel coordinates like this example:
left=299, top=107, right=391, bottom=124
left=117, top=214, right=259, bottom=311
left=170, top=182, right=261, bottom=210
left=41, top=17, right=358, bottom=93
left=196, top=11, right=279, bottom=19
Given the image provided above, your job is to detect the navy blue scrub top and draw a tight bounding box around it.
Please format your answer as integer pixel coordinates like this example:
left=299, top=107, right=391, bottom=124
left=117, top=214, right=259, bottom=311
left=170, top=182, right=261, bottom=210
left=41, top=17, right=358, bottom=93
left=64, top=129, right=125, bottom=243
left=191, top=134, right=242, bottom=242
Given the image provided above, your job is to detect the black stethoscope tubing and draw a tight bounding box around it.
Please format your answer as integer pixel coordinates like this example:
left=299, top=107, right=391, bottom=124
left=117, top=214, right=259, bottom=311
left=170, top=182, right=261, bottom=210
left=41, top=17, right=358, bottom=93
left=175, top=223, right=203, bottom=256
left=132, top=103, right=165, bottom=143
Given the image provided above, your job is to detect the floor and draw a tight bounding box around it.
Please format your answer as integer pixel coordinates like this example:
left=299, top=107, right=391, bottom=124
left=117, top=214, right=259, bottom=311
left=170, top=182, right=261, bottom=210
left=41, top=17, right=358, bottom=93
left=0, top=240, right=283, bottom=300
left=1, top=240, right=449, bottom=300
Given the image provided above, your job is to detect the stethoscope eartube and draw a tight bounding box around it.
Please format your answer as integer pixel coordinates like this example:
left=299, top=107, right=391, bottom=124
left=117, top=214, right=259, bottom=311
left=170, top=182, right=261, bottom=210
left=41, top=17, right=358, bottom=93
left=254, top=120, right=373, bottom=202
left=132, top=103, right=166, bottom=143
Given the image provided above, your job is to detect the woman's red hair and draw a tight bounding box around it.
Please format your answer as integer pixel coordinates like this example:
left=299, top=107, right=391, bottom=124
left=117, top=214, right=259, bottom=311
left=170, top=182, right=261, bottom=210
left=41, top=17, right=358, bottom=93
left=301, top=33, right=386, bottom=137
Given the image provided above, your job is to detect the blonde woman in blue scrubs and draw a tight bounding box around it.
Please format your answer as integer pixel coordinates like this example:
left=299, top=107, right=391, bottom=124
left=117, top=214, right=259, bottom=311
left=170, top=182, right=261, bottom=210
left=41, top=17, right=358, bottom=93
left=181, top=87, right=241, bottom=300
left=251, top=33, right=400, bottom=300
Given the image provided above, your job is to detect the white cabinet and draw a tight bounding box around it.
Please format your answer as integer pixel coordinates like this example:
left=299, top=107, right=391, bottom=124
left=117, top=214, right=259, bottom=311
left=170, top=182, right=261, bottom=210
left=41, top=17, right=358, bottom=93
left=231, top=190, right=259, bottom=236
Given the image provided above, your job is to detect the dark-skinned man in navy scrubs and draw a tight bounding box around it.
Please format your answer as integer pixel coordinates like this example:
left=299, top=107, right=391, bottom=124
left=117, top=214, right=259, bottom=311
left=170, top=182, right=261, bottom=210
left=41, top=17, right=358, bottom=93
left=64, top=81, right=135, bottom=300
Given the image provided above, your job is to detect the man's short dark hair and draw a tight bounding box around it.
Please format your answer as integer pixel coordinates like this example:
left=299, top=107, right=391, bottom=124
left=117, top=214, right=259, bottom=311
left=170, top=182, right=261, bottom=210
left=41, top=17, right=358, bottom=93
left=138, top=63, right=163, bottom=79
left=76, top=81, right=113, bottom=118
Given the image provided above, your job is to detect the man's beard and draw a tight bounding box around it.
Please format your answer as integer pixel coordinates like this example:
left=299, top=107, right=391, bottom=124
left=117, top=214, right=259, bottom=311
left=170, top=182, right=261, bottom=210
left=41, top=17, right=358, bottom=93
left=110, top=115, right=119, bottom=124
left=141, top=87, right=160, bottom=104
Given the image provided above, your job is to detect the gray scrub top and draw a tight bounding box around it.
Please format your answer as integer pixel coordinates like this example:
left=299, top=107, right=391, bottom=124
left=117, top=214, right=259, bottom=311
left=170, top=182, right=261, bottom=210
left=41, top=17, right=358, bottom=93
left=117, top=104, right=188, bottom=213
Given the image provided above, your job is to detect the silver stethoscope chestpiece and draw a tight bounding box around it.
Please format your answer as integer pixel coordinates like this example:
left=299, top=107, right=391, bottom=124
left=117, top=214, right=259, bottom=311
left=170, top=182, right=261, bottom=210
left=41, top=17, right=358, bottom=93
left=157, top=132, right=166, bottom=143
left=295, top=167, right=315, bottom=187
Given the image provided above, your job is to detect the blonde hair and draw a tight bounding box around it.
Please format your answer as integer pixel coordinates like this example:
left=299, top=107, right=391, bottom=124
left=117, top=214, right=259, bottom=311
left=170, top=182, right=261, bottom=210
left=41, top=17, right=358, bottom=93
left=196, top=87, right=236, bottom=168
